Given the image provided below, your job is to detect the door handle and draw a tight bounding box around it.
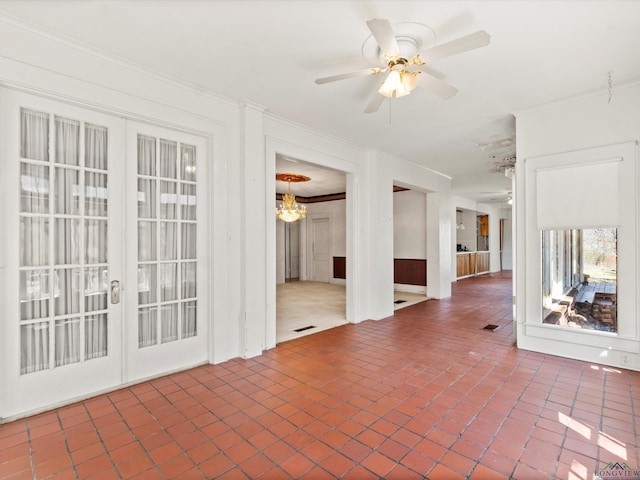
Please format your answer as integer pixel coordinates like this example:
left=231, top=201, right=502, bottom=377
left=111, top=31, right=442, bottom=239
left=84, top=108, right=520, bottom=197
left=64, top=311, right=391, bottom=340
left=111, top=280, right=121, bottom=304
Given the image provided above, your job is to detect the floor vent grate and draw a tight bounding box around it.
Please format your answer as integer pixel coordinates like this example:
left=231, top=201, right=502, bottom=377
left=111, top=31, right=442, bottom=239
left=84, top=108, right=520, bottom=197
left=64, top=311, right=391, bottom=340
left=482, top=324, right=499, bottom=331
left=293, top=325, right=316, bottom=332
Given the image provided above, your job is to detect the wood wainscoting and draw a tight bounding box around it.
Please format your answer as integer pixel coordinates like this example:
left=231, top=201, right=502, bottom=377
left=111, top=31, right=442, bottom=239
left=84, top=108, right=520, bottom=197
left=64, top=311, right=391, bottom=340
left=333, top=256, right=346, bottom=279
left=394, top=259, right=427, bottom=286
left=332, top=257, right=427, bottom=286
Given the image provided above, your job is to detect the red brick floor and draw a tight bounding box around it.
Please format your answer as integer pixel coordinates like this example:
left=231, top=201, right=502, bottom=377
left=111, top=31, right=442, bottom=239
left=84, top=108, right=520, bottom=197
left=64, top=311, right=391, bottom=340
left=1, top=272, right=639, bottom=479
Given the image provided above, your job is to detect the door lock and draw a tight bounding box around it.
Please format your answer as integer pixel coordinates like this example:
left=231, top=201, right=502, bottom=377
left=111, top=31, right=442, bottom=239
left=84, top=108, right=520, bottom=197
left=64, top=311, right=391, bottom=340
left=111, top=280, right=121, bottom=304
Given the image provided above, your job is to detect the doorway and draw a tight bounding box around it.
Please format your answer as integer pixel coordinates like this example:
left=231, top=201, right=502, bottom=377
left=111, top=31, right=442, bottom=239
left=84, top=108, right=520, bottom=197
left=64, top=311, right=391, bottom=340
left=274, top=157, right=347, bottom=343
left=392, top=187, right=429, bottom=310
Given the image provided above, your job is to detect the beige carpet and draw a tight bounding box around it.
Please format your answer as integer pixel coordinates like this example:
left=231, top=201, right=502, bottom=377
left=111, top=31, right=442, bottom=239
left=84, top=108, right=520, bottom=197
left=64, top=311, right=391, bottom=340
left=393, top=291, right=429, bottom=310
left=277, top=281, right=347, bottom=343
left=277, top=281, right=430, bottom=343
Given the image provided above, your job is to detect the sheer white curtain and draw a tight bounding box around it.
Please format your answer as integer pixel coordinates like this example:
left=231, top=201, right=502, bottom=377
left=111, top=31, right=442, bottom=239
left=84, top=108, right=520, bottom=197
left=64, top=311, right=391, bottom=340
left=19, top=110, right=110, bottom=374
left=21, top=109, right=49, bottom=161
left=138, top=135, right=159, bottom=347
left=137, top=135, right=198, bottom=346
left=20, top=109, right=51, bottom=373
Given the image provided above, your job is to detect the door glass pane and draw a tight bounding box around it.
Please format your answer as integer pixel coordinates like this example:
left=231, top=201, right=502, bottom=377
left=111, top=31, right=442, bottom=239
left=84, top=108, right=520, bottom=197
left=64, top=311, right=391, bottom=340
left=85, top=314, right=108, bottom=359
left=181, top=262, right=196, bottom=299
left=21, top=109, right=49, bottom=161
left=85, top=124, right=108, bottom=171
left=55, top=219, right=80, bottom=265
left=180, top=144, right=196, bottom=182
left=161, top=304, right=178, bottom=343
left=160, top=181, right=177, bottom=219
left=20, top=163, right=50, bottom=213
left=181, top=223, right=196, bottom=259
left=160, top=263, right=177, bottom=301
left=21, top=322, right=50, bottom=374
left=55, top=268, right=81, bottom=315
left=137, top=179, right=156, bottom=218
left=182, top=301, right=197, bottom=338
left=180, top=184, right=196, bottom=220
left=55, top=318, right=81, bottom=366
left=138, top=221, right=157, bottom=261
left=137, top=135, right=156, bottom=176
left=20, top=269, right=50, bottom=320
left=85, top=266, right=109, bottom=312
left=138, top=307, right=157, bottom=348
left=160, top=140, right=177, bottom=179
left=55, top=117, right=80, bottom=166
left=85, top=172, right=108, bottom=217
left=160, top=222, right=177, bottom=260
left=55, top=167, right=80, bottom=215
left=85, top=220, right=108, bottom=264
left=138, top=264, right=157, bottom=304
left=20, top=217, right=49, bottom=266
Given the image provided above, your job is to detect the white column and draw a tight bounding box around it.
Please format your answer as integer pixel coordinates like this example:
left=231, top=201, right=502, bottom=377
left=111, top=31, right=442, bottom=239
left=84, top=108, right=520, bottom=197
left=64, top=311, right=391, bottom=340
left=368, top=152, right=394, bottom=320
left=240, top=100, right=267, bottom=358
left=426, top=192, right=452, bottom=299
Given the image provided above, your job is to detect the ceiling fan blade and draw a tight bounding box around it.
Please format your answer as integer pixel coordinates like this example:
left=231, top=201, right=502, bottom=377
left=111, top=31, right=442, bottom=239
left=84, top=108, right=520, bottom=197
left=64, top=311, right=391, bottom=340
left=416, top=72, right=459, bottom=99
left=420, top=30, right=490, bottom=62
left=364, top=91, right=385, bottom=113
left=366, top=18, right=400, bottom=56
left=315, top=68, right=378, bottom=84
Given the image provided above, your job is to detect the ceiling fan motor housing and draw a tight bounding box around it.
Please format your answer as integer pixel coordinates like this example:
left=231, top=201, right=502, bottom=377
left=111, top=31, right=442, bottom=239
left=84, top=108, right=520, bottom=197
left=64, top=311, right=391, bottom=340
left=378, top=36, right=419, bottom=65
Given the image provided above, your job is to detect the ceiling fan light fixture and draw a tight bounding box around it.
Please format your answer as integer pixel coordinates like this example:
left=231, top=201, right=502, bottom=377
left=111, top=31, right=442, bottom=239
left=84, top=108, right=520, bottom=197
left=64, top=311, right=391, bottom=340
left=378, top=69, right=417, bottom=98
left=379, top=70, right=402, bottom=97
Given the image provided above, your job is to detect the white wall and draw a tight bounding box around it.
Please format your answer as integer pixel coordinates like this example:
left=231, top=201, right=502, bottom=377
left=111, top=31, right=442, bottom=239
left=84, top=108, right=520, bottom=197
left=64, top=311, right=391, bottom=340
left=393, top=190, right=427, bottom=259
left=455, top=209, right=477, bottom=251
left=515, top=81, right=640, bottom=371
left=501, top=208, right=513, bottom=270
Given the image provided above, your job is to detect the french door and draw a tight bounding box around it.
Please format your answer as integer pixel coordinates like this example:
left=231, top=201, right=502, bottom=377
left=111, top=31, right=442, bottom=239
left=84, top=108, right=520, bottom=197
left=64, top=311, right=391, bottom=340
left=1, top=91, right=124, bottom=417
left=0, top=91, right=209, bottom=418
left=124, top=122, right=208, bottom=382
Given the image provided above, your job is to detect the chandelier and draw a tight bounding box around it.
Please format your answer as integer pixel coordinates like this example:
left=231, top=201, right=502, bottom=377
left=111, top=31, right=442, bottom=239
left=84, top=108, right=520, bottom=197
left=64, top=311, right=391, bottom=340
left=276, top=173, right=310, bottom=223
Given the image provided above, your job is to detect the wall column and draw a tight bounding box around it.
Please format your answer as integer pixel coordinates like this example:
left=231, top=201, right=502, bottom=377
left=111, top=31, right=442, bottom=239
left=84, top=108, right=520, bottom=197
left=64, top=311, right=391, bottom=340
left=240, top=100, right=267, bottom=358
left=427, top=192, right=452, bottom=299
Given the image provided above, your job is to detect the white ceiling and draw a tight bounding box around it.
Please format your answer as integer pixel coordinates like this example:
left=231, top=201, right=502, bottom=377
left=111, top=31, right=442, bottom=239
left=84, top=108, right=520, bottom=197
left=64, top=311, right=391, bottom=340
left=3, top=1, right=640, bottom=201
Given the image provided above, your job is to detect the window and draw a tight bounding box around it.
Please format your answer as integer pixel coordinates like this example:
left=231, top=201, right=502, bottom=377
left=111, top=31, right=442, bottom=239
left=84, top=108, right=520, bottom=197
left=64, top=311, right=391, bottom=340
left=542, top=228, right=617, bottom=332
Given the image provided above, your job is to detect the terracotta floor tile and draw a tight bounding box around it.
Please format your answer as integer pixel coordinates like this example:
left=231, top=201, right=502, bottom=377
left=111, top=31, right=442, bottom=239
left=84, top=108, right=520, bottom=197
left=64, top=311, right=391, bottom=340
left=428, top=463, right=467, bottom=480
left=199, top=452, right=234, bottom=479
left=157, top=454, right=194, bottom=478
left=5, top=273, right=640, bottom=480
left=279, top=452, right=315, bottom=478
left=319, top=452, right=355, bottom=478
left=262, top=440, right=296, bottom=464
left=340, top=438, right=372, bottom=462
left=360, top=451, right=397, bottom=478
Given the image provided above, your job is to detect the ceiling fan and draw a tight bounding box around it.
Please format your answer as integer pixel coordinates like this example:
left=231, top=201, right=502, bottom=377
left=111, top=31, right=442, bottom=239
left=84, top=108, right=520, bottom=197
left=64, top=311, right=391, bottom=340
left=315, top=18, right=490, bottom=113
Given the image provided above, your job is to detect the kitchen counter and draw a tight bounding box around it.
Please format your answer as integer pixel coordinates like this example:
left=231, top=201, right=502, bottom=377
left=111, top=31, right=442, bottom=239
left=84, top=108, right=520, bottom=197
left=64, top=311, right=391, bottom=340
left=456, top=251, right=490, bottom=278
